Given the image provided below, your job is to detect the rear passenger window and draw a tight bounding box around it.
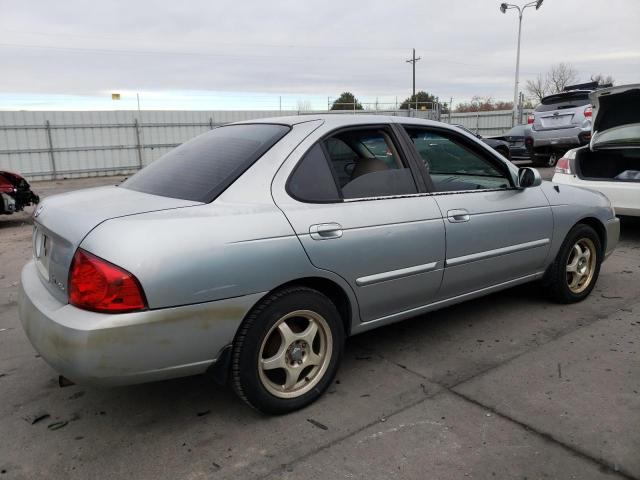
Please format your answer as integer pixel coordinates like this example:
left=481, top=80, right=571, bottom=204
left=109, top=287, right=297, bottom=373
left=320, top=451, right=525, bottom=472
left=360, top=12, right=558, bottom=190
left=324, top=129, right=417, bottom=199
left=287, top=128, right=418, bottom=202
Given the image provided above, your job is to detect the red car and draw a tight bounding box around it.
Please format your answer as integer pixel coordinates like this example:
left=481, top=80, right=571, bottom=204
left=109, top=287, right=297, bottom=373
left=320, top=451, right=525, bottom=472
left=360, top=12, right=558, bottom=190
left=0, top=171, right=39, bottom=215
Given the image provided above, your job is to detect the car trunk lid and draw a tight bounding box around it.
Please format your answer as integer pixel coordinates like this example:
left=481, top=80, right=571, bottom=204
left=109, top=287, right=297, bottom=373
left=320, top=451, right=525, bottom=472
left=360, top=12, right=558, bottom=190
left=590, top=84, right=640, bottom=150
left=33, top=186, right=201, bottom=303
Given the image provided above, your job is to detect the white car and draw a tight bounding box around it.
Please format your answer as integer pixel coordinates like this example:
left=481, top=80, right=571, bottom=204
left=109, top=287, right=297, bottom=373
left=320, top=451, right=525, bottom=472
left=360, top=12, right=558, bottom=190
left=553, top=84, right=640, bottom=217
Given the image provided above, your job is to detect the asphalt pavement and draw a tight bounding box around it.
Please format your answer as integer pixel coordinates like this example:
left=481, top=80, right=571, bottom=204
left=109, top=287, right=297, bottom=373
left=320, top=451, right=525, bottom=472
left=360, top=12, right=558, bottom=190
left=0, top=168, right=638, bottom=479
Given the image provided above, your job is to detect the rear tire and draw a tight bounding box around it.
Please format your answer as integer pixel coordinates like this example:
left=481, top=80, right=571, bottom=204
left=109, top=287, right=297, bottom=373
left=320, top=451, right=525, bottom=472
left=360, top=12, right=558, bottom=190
left=533, top=151, right=559, bottom=168
left=231, top=286, right=344, bottom=414
left=544, top=224, right=602, bottom=303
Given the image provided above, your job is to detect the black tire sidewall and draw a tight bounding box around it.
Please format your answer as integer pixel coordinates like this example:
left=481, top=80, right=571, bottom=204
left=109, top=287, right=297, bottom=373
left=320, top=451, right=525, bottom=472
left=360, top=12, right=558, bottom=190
left=233, top=288, right=344, bottom=414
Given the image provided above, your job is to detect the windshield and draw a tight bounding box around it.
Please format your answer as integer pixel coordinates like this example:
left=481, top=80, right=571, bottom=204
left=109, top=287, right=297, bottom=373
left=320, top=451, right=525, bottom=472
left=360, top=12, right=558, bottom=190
left=122, top=124, right=290, bottom=202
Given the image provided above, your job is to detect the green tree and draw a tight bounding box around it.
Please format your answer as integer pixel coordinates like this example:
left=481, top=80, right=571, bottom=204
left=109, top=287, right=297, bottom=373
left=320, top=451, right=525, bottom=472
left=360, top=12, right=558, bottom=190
left=399, top=91, right=437, bottom=110
left=330, top=92, right=363, bottom=110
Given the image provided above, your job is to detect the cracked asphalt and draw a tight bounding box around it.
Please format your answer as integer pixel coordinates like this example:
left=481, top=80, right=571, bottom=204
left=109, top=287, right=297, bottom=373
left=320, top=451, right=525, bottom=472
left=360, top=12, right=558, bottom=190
left=0, top=169, right=638, bottom=479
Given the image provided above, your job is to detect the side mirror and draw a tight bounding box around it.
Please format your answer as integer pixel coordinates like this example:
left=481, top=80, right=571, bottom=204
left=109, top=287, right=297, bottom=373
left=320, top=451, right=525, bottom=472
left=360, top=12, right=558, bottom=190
left=517, top=167, right=542, bottom=189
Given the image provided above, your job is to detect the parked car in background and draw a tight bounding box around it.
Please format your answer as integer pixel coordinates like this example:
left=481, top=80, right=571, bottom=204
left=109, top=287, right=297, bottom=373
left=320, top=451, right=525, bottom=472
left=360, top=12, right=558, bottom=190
left=553, top=84, right=640, bottom=217
left=490, top=124, right=532, bottom=160
left=0, top=170, right=39, bottom=215
left=527, top=81, right=610, bottom=167
left=20, top=115, right=619, bottom=414
left=452, top=124, right=511, bottom=159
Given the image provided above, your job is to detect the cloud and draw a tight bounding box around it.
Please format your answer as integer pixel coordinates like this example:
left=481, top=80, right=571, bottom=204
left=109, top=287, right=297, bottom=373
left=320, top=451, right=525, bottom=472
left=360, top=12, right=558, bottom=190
left=0, top=0, right=638, bottom=109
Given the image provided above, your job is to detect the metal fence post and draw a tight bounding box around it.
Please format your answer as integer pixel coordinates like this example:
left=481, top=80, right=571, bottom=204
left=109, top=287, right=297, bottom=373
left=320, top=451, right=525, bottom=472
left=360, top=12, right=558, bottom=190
left=476, top=112, right=480, bottom=134
left=209, top=117, right=214, bottom=129
left=133, top=118, right=143, bottom=169
left=45, top=120, right=57, bottom=180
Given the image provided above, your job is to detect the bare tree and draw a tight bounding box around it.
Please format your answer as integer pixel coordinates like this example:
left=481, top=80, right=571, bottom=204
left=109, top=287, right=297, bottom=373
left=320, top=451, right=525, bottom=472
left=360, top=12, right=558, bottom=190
left=525, top=74, right=548, bottom=103
left=590, top=73, right=615, bottom=86
left=547, top=62, right=578, bottom=94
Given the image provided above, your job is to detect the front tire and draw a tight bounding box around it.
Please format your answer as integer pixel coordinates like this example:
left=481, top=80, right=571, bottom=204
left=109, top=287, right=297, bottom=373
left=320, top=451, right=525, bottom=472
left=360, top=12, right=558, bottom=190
left=231, top=286, right=344, bottom=414
left=545, top=224, right=602, bottom=303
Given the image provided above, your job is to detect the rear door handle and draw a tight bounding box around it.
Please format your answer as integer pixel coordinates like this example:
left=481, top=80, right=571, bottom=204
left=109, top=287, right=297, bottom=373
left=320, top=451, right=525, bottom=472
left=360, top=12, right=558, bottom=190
left=309, top=223, right=343, bottom=240
left=447, top=209, right=470, bottom=223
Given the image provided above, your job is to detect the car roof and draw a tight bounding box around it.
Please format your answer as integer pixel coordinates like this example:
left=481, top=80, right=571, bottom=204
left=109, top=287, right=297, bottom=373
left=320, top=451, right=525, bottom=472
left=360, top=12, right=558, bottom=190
left=231, top=114, right=445, bottom=129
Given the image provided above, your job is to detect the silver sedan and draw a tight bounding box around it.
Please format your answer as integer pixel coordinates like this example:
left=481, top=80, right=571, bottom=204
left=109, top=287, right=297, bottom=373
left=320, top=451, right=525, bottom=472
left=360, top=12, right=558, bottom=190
left=19, top=115, right=619, bottom=413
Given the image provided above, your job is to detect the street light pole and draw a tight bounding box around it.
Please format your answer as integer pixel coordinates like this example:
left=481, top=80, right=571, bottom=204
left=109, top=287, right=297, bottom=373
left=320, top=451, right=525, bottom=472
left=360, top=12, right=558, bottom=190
left=513, top=9, right=523, bottom=127
left=500, top=1, right=543, bottom=126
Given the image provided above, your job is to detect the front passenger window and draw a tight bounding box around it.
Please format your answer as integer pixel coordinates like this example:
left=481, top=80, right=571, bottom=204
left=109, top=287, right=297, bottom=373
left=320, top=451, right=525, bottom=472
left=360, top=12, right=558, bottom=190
left=404, top=128, right=511, bottom=192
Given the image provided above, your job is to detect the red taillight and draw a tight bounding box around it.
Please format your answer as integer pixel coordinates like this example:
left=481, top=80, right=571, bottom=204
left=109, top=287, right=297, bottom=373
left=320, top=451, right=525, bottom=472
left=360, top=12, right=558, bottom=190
left=584, top=106, right=592, bottom=118
left=555, top=157, right=572, bottom=175
left=69, top=249, right=147, bottom=313
left=0, top=175, right=15, bottom=194
left=527, top=113, right=535, bottom=124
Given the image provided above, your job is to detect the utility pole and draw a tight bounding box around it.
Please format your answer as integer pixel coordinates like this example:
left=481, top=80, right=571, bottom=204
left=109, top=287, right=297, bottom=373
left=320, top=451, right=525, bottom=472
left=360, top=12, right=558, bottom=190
left=406, top=48, right=421, bottom=111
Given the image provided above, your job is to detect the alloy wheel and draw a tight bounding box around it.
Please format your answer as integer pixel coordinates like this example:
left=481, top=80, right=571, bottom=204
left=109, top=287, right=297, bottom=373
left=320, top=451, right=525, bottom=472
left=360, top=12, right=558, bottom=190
left=566, top=238, right=597, bottom=294
left=258, top=310, right=332, bottom=399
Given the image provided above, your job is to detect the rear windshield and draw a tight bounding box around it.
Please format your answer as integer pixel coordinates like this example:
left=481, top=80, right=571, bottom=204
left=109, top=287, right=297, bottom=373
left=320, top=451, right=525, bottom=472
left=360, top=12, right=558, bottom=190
left=505, top=125, right=526, bottom=136
left=535, top=92, right=590, bottom=112
left=122, top=124, right=290, bottom=202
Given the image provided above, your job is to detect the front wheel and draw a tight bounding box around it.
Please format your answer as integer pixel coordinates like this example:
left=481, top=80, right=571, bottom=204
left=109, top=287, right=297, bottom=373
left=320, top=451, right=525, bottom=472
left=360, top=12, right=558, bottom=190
left=231, top=287, right=344, bottom=414
left=544, top=224, right=602, bottom=303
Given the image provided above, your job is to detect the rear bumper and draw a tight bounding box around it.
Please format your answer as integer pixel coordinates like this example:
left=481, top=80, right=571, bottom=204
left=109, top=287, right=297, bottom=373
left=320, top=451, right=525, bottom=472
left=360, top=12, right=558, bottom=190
left=19, top=260, right=262, bottom=386
left=530, top=126, right=590, bottom=153
left=552, top=173, right=640, bottom=217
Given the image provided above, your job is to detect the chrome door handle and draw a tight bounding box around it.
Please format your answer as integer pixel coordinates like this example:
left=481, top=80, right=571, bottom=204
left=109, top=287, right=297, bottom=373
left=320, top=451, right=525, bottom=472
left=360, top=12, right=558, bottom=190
left=309, top=223, right=343, bottom=240
left=447, top=209, right=470, bottom=223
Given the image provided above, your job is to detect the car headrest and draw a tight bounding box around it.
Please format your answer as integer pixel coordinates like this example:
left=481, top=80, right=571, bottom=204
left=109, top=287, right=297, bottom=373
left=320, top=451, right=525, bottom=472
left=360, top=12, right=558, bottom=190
left=351, top=157, right=389, bottom=179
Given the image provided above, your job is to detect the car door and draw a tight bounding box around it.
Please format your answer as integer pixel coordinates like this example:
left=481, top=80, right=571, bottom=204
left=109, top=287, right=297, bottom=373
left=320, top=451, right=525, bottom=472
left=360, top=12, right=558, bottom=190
left=402, top=125, right=553, bottom=299
left=272, top=124, right=445, bottom=323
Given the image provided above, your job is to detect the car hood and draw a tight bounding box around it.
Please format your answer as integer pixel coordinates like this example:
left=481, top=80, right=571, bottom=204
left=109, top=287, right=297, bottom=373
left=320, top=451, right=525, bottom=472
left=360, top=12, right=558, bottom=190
left=590, top=84, right=640, bottom=150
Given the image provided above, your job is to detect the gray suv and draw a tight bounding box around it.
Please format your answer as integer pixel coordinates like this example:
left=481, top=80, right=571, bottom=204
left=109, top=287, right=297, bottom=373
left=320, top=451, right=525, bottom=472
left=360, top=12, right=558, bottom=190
left=528, top=81, right=607, bottom=167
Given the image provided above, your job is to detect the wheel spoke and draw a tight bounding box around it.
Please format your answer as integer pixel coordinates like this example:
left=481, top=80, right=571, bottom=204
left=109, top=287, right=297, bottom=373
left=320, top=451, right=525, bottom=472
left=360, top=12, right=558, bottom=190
left=566, top=259, right=579, bottom=273
left=299, top=320, right=319, bottom=346
left=282, top=365, right=301, bottom=390
left=277, top=321, right=296, bottom=346
left=305, top=351, right=322, bottom=367
left=582, top=248, right=591, bottom=261
left=261, top=348, right=287, bottom=371
left=572, top=243, right=583, bottom=259
left=568, top=272, right=582, bottom=289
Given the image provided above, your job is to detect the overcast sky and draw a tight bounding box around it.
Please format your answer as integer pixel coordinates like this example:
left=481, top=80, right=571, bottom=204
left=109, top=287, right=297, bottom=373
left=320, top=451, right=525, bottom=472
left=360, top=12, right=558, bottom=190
left=1, top=0, right=638, bottom=110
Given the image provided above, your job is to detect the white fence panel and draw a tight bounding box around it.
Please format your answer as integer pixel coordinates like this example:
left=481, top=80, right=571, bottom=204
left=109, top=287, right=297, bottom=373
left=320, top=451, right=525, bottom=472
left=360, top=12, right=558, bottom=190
left=1, top=109, right=528, bottom=181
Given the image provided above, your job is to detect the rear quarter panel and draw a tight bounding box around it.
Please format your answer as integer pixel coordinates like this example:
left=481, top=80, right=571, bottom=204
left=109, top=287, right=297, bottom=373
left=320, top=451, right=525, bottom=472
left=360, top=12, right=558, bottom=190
left=540, top=181, right=616, bottom=261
